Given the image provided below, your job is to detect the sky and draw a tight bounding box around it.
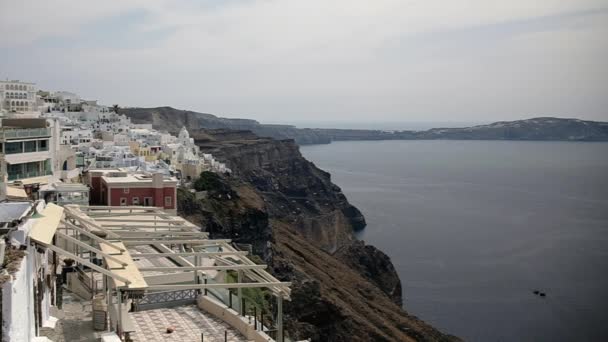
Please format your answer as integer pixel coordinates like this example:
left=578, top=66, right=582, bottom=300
left=1, top=0, right=607, bottom=124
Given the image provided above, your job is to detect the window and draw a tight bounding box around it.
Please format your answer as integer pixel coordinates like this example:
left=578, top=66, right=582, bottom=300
left=120, top=198, right=127, bottom=206
left=123, top=188, right=129, bottom=194
left=132, top=197, right=140, bottom=205
left=5, top=142, right=22, bottom=154
left=165, top=196, right=172, bottom=206
left=44, top=159, right=52, bottom=174
left=24, top=140, right=37, bottom=153
left=38, top=140, right=49, bottom=151
left=143, top=197, right=153, bottom=206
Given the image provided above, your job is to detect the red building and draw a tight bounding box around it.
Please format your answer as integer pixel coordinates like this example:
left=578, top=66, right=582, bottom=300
left=86, top=169, right=178, bottom=213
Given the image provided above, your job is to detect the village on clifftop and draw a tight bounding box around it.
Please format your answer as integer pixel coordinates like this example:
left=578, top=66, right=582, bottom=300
left=0, top=79, right=295, bottom=342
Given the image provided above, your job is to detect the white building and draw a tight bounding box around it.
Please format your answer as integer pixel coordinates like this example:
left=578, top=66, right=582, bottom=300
left=0, top=117, right=54, bottom=185
left=0, top=80, right=39, bottom=116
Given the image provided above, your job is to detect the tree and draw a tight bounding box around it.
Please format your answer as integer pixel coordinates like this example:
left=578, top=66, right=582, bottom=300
left=193, top=171, right=223, bottom=192
left=112, top=104, right=120, bottom=113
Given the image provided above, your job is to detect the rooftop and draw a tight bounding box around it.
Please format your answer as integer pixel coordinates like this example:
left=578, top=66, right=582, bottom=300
left=0, top=202, right=32, bottom=224
left=102, top=174, right=178, bottom=184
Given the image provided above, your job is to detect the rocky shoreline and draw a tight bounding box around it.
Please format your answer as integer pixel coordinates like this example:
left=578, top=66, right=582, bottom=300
left=177, top=128, right=461, bottom=341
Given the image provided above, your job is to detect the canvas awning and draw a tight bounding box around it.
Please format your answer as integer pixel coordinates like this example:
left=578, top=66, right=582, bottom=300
left=29, top=203, right=63, bottom=245
left=99, top=241, right=148, bottom=290
left=6, top=186, right=28, bottom=199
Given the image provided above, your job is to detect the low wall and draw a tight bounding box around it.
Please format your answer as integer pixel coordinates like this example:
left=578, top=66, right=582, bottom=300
left=197, top=295, right=273, bottom=342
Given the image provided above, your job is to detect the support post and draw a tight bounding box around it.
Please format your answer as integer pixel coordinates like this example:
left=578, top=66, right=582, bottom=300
left=105, top=275, right=111, bottom=332
left=277, top=295, right=283, bottom=342
left=117, top=288, right=123, bottom=337
left=237, top=270, right=243, bottom=315
left=194, top=255, right=198, bottom=288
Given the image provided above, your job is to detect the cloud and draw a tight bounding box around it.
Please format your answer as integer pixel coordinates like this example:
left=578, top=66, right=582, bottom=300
left=1, top=0, right=607, bottom=122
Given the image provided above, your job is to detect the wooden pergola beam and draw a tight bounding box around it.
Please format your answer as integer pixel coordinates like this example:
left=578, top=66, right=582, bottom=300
left=45, top=244, right=132, bottom=285
left=100, top=224, right=203, bottom=230
left=122, top=239, right=230, bottom=245
left=64, top=211, right=122, bottom=239
left=132, top=251, right=248, bottom=258
left=110, top=231, right=208, bottom=237
left=55, top=232, right=128, bottom=267
left=93, top=218, right=187, bottom=224
left=82, top=205, right=165, bottom=211
left=137, top=265, right=267, bottom=272
left=146, top=282, right=291, bottom=291
left=61, top=220, right=126, bottom=253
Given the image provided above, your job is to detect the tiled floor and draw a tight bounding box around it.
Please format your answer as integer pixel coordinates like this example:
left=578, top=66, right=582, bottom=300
left=129, top=305, right=248, bottom=342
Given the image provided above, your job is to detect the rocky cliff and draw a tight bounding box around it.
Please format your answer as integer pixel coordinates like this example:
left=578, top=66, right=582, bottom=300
left=192, top=129, right=365, bottom=253
left=118, top=106, right=331, bottom=144
left=177, top=129, right=460, bottom=341
left=120, top=106, right=608, bottom=144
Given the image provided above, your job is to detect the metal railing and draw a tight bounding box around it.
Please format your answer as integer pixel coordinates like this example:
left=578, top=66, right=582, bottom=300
left=0, top=128, right=51, bottom=140
left=7, top=169, right=53, bottom=181
left=133, top=289, right=198, bottom=310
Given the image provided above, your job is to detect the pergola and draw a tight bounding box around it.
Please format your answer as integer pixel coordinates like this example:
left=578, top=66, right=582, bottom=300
left=29, top=204, right=290, bottom=341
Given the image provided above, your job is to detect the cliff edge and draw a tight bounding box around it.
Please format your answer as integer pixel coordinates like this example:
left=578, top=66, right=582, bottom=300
left=177, top=129, right=460, bottom=341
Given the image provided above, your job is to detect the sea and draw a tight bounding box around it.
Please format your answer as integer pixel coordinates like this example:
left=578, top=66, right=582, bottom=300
left=300, top=140, right=608, bottom=342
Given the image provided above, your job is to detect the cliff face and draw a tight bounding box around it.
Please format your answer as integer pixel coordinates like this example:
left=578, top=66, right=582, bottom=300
left=174, top=129, right=461, bottom=341
left=120, top=107, right=608, bottom=144
left=192, top=129, right=365, bottom=253
left=118, top=106, right=332, bottom=144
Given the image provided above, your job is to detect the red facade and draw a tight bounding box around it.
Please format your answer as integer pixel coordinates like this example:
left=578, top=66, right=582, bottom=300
left=103, top=186, right=175, bottom=209
left=85, top=171, right=177, bottom=210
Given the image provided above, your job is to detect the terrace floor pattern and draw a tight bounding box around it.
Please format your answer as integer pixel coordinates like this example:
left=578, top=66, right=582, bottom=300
left=128, top=305, right=248, bottom=342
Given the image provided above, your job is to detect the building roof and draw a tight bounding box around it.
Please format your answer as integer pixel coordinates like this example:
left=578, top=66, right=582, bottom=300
left=102, top=174, right=178, bottom=185
left=6, top=186, right=28, bottom=199
left=0, top=202, right=32, bottom=224
left=42, top=182, right=89, bottom=192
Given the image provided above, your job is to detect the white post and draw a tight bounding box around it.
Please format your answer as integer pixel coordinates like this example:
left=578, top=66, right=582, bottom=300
left=237, top=270, right=243, bottom=315
left=105, top=275, right=111, bottom=332
left=277, top=296, right=283, bottom=342
left=117, top=288, right=122, bottom=337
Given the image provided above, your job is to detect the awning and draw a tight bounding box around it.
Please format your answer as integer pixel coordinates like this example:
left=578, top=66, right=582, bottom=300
left=29, top=203, right=63, bottom=245
left=99, top=241, right=148, bottom=290
left=18, top=175, right=52, bottom=185
left=6, top=186, right=28, bottom=199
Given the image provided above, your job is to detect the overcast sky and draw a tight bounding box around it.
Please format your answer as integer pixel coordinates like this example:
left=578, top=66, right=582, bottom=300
left=1, top=0, right=607, bottom=124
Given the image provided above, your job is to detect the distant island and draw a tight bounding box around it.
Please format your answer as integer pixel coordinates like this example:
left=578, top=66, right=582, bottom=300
left=119, top=107, right=608, bottom=145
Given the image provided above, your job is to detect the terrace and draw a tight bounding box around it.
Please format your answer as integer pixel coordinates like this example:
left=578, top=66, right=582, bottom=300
left=29, top=205, right=291, bottom=342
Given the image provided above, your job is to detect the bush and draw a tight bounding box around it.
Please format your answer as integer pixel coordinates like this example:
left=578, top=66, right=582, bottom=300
left=193, top=171, right=224, bottom=192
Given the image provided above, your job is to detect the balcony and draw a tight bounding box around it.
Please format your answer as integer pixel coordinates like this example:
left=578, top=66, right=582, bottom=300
left=0, top=128, right=52, bottom=141
left=7, top=169, right=53, bottom=181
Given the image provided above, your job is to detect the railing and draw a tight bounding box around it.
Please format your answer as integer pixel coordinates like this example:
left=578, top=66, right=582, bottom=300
left=0, top=128, right=51, bottom=140
left=133, top=289, right=198, bottom=311
left=7, top=169, right=53, bottom=181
